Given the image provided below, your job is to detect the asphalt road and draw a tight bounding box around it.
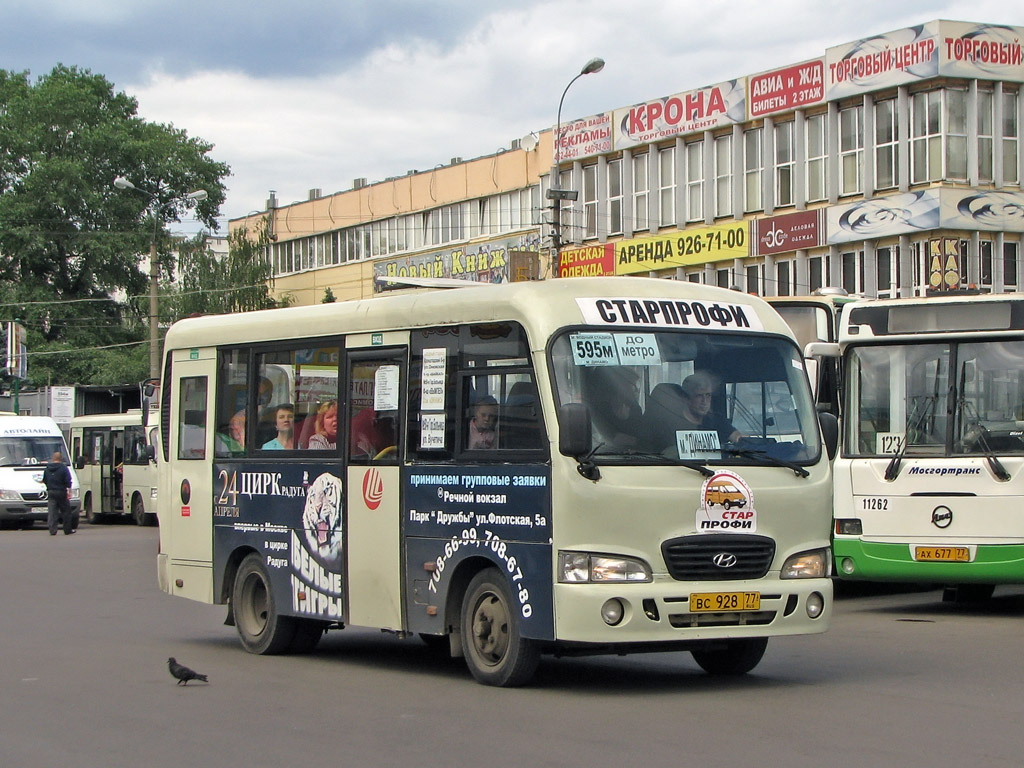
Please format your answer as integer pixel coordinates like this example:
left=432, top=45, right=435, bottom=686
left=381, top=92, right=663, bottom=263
left=2, top=524, right=1023, bottom=767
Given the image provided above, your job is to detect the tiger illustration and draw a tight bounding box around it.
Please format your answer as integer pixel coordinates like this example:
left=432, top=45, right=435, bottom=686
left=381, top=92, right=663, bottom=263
left=302, top=472, right=343, bottom=566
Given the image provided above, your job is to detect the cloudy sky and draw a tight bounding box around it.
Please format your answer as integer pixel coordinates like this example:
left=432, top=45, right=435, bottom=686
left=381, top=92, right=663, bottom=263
left=3, top=0, right=1023, bottom=233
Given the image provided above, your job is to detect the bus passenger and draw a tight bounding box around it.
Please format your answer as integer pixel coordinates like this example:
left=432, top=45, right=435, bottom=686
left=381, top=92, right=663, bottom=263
left=467, top=396, right=499, bottom=449
left=262, top=404, right=295, bottom=450
left=350, top=408, right=395, bottom=458
left=679, top=371, right=742, bottom=444
left=585, top=366, right=645, bottom=450
left=216, top=410, right=246, bottom=456
left=308, top=401, right=338, bottom=450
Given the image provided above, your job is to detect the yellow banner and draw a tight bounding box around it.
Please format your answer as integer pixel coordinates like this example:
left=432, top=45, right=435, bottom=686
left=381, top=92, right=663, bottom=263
left=614, top=222, right=749, bottom=275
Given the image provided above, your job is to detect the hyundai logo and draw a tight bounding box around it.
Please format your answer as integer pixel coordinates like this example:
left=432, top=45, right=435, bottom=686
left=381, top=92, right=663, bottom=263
left=712, top=552, right=738, bottom=568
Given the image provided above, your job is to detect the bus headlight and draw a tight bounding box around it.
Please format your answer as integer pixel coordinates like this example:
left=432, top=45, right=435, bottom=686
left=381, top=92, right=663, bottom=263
left=68, top=487, right=80, bottom=501
left=835, top=518, right=862, bottom=535
left=558, top=552, right=652, bottom=583
left=781, top=549, right=831, bottom=579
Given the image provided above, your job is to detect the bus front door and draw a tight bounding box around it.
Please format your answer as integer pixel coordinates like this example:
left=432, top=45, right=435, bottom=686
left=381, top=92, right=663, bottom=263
left=343, top=341, right=406, bottom=631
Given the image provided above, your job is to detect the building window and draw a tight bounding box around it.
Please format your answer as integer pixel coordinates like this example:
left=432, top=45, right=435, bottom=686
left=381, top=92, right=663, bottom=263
left=875, top=99, right=899, bottom=190
left=876, top=246, right=900, bottom=298
left=911, top=90, right=942, bottom=183
left=980, top=241, right=993, bottom=289
left=776, top=260, right=792, bottom=296
left=744, top=128, right=762, bottom=213
left=1005, top=241, right=1019, bottom=288
left=717, top=268, right=731, bottom=288
left=979, top=90, right=994, bottom=184
left=715, top=134, right=732, bottom=217
left=583, top=165, right=598, bottom=239
left=686, top=141, right=704, bottom=222
left=1004, top=91, right=1019, bottom=185
left=745, top=263, right=761, bottom=295
left=842, top=250, right=864, bottom=294
left=806, top=114, right=827, bottom=202
left=774, top=122, right=794, bottom=207
left=808, top=256, right=823, bottom=293
left=912, top=88, right=968, bottom=183
left=945, top=88, right=968, bottom=181
left=632, top=154, right=649, bottom=232
left=840, top=104, right=864, bottom=195
left=607, top=159, right=623, bottom=236
left=659, top=147, right=676, bottom=227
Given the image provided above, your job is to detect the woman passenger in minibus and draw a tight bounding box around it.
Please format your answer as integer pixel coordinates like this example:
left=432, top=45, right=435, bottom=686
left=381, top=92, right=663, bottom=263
left=261, top=404, right=295, bottom=450
left=308, top=401, right=338, bottom=450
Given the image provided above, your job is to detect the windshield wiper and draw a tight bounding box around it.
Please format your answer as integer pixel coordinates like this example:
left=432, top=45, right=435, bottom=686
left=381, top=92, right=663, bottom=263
left=623, top=451, right=715, bottom=477
left=970, top=426, right=1011, bottom=481
left=580, top=446, right=714, bottom=478
left=885, top=394, right=938, bottom=481
left=958, top=395, right=1011, bottom=481
left=724, top=446, right=809, bottom=478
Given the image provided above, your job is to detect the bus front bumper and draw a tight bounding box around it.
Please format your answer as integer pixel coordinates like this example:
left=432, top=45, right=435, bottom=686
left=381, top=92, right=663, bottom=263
left=552, top=575, right=832, bottom=645
left=834, top=539, right=1024, bottom=583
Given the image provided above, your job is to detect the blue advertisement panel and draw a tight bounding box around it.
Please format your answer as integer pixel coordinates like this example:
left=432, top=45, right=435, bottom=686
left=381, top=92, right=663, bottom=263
left=213, top=462, right=345, bottom=622
left=403, top=465, right=554, bottom=640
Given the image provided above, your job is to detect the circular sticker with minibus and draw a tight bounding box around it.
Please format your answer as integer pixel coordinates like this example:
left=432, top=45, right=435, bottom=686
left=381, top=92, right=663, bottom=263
left=697, top=471, right=756, bottom=532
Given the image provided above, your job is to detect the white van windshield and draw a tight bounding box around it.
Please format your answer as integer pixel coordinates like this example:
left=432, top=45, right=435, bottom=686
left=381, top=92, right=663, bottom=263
left=0, top=436, right=67, bottom=467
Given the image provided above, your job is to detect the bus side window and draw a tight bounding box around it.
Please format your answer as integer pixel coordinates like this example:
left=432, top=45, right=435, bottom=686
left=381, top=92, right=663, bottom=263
left=177, top=377, right=208, bottom=460
left=502, top=379, right=542, bottom=449
left=347, top=357, right=401, bottom=464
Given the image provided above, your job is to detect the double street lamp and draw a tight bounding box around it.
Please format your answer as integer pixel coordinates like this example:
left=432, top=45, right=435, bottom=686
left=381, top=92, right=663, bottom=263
left=547, top=57, right=605, bottom=275
left=114, top=177, right=208, bottom=379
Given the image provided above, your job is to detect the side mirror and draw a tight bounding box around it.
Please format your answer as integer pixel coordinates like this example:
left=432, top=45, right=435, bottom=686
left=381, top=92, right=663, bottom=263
left=73, top=455, right=86, bottom=471
left=558, top=402, right=592, bottom=458
left=139, top=378, right=159, bottom=428
left=140, top=445, right=156, bottom=464
left=818, top=411, right=839, bottom=461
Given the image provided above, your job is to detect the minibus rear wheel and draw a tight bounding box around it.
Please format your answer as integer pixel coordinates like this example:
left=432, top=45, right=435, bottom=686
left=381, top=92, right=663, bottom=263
left=232, top=553, right=296, bottom=654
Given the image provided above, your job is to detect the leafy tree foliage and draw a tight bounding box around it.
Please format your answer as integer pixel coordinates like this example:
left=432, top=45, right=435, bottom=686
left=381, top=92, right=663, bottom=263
left=167, top=218, right=284, bottom=320
left=0, top=65, right=229, bottom=386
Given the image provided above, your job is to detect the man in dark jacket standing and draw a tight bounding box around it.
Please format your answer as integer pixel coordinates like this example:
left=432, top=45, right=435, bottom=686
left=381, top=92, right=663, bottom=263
left=43, top=451, right=74, bottom=536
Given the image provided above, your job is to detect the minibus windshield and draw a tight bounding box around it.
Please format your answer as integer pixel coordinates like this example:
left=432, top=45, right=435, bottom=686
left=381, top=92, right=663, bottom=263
left=551, top=329, right=820, bottom=465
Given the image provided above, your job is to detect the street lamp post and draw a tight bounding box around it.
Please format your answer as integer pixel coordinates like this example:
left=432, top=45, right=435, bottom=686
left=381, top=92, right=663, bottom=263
left=547, top=57, right=605, bottom=277
left=114, top=177, right=208, bottom=379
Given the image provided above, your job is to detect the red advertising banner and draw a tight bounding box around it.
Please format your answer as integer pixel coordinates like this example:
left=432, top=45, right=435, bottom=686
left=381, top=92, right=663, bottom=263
left=558, top=244, right=614, bottom=278
left=748, top=60, right=825, bottom=118
left=753, top=211, right=823, bottom=256
left=613, top=79, right=746, bottom=150
left=555, top=113, right=613, bottom=163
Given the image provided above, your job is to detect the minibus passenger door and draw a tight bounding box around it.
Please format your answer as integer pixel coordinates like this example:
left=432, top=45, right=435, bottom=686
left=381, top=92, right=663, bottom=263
left=343, top=338, right=407, bottom=631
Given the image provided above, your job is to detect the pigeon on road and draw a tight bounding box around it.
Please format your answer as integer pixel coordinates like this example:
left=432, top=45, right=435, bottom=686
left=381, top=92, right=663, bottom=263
left=168, top=657, right=209, bottom=685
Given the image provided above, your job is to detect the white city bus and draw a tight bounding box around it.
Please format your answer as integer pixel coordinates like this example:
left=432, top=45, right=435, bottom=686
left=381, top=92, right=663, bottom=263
left=767, top=290, right=856, bottom=417
left=156, top=277, right=836, bottom=686
left=70, top=410, right=158, bottom=526
left=830, top=293, right=1024, bottom=598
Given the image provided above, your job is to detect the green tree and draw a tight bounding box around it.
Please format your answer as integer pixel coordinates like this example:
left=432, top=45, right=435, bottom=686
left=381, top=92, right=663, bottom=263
left=0, top=65, right=229, bottom=386
left=168, top=218, right=283, bottom=319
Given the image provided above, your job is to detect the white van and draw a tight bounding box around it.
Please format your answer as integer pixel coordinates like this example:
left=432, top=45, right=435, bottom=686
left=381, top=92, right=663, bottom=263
left=0, top=416, right=81, bottom=529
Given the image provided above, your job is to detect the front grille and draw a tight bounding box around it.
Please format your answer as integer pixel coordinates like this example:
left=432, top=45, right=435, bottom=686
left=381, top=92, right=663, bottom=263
left=661, top=534, right=776, bottom=581
left=20, top=492, right=45, bottom=502
left=668, top=611, right=776, bottom=628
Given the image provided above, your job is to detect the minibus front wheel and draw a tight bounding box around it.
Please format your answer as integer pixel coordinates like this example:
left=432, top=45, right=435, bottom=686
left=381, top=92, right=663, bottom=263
left=460, top=568, right=539, bottom=687
left=691, top=637, right=768, bottom=675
